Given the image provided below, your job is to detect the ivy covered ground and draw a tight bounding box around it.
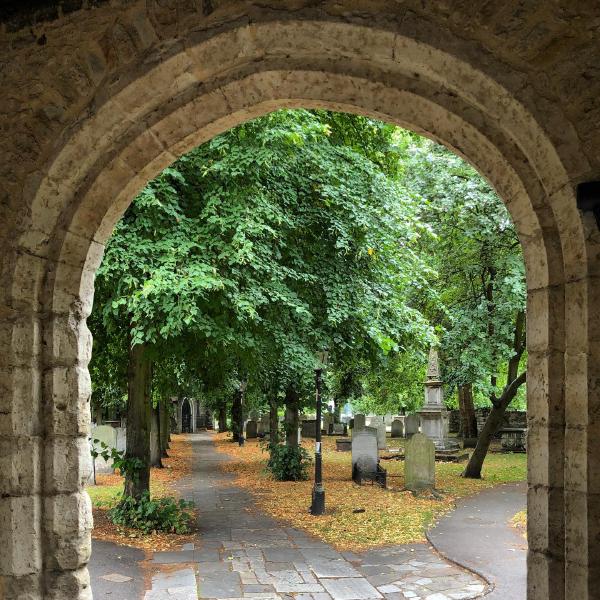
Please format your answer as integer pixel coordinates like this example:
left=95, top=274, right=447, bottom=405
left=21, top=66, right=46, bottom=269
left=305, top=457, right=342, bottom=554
left=86, top=434, right=197, bottom=551
left=214, top=433, right=526, bottom=550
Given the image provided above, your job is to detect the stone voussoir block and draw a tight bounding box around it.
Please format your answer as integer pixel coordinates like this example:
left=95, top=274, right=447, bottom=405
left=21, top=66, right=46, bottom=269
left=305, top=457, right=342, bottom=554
left=0, top=494, right=42, bottom=577
left=43, top=366, right=92, bottom=437
left=45, top=311, right=93, bottom=366
left=45, top=566, right=93, bottom=600
left=44, top=435, right=92, bottom=495
left=43, top=492, right=92, bottom=571
left=0, top=435, right=42, bottom=497
left=0, top=366, right=42, bottom=437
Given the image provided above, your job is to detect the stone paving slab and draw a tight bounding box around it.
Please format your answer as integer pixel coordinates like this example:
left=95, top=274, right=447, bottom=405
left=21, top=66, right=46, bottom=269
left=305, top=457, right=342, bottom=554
left=91, top=433, right=492, bottom=600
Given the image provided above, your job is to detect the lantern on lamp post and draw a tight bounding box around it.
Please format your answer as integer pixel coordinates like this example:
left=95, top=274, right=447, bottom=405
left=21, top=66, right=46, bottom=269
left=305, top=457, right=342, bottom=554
left=310, top=348, right=329, bottom=516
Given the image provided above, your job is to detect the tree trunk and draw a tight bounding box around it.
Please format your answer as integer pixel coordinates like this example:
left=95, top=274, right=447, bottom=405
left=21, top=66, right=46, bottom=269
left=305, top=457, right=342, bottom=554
left=463, top=371, right=526, bottom=478
left=458, top=384, right=478, bottom=440
left=218, top=402, right=228, bottom=432
left=284, top=386, right=300, bottom=447
left=269, top=396, right=279, bottom=445
left=159, top=400, right=169, bottom=457
left=149, top=403, right=163, bottom=468
left=231, top=388, right=243, bottom=442
left=124, top=342, right=152, bottom=499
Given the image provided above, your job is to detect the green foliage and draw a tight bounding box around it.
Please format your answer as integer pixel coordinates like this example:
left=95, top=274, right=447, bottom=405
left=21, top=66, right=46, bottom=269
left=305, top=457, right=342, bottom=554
left=107, top=492, right=195, bottom=534
left=90, top=440, right=144, bottom=483
left=89, top=108, right=526, bottom=429
left=265, top=443, right=312, bottom=481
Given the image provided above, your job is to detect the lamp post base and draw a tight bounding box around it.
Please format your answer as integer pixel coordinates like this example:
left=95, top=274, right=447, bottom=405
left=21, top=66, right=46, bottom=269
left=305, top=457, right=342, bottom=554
left=310, top=483, right=326, bottom=515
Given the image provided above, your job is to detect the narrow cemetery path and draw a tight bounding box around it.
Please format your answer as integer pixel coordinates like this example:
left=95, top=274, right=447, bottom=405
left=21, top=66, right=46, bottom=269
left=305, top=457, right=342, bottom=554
left=427, top=482, right=527, bottom=600
left=88, top=539, right=147, bottom=598
left=141, top=432, right=488, bottom=600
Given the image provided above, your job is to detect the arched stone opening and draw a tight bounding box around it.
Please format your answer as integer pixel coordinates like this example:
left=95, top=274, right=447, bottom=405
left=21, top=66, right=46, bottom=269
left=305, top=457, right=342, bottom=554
left=175, top=398, right=196, bottom=435
left=1, top=15, right=598, bottom=600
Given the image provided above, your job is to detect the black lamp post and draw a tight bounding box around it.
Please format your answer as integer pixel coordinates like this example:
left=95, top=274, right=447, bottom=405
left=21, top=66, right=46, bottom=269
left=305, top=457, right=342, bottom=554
left=310, top=348, right=328, bottom=516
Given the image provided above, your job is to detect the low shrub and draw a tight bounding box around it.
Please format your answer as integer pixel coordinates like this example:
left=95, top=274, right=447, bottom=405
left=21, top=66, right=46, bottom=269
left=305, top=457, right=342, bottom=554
left=266, top=443, right=312, bottom=481
left=108, top=492, right=195, bottom=534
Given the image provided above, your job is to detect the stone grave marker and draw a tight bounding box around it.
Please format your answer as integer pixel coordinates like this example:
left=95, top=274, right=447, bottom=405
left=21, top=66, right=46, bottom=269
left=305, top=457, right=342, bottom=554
left=257, top=415, right=270, bottom=436
left=384, top=413, right=394, bottom=432
left=376, top=422, right=387, bottom=450
left=332, top=422, right=347, bottom=436
left=352, top=427, right=378, bottom=474
left=405, top=432, right=435, bottom=492
left=391, top=418, right=404, bottom=438
left=301, top=419, right=318, bottom=438
left=246, top=420, right=258, bottom=439
left=353, top=414, right=366, bottom=431
left=404, top=414, right=419, bottom=437
left=366, top=415, right=383, bottom=428
left=115, top=427, right=126, bottom=452
left=323, top=412, right=334, bottom=434
left=90, top=424, right=118, bottom=477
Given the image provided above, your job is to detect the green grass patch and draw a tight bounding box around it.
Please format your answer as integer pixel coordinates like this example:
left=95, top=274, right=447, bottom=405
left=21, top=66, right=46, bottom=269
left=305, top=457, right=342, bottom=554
left=86, top=483, right=123, bottom=508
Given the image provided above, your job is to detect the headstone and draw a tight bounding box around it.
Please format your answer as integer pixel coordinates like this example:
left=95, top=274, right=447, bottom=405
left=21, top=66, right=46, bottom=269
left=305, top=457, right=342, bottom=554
left=332, top=422, right=347, bottom=436
left=404, top=414, right=419, bottom=437
left=301, top=419, right=318, bottom=438
left=351, top=427, right=379, bottom=475
left=391, top=419, right=404, bottom=438
left=257, top=415, right=270, bottom=436
left=405, top=433, right=435, bottom=492
left=323, top=412, right=334, bottom=434
left=246, top=420, right=258, bottom=439
left=500, top=428, right=527, bottom=452
left=353, top=414, right=366, bottom=431
left=336, top=438, right=352, bottom=452
left=384, top=413, right=394, bottom=432
left=366, top=415, right=383, bottom=428
left=90, top=425, right=118, bottom=476
left=376, top=423, right=387, bottom=450
left=115, top=427, right=126, bottom=452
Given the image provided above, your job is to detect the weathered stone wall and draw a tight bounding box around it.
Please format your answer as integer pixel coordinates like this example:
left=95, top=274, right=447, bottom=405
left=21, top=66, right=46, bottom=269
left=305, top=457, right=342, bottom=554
left=449, top=409, right=527, bottom=435
left=0, top=2, right=598, bottom=600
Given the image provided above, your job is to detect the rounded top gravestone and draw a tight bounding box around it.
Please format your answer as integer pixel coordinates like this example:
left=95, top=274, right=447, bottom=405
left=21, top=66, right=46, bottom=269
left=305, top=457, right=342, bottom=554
left=351, top=427, right=379, bottom=474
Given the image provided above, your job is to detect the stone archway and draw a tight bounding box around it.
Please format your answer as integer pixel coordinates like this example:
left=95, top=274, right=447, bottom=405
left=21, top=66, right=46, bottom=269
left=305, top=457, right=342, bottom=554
left=1, top=6, right=599, bottom=600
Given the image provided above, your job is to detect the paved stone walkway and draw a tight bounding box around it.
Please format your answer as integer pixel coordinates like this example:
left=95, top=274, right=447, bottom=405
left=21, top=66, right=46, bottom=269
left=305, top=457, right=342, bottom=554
left=89, top=539, right=146, bottom=598
left=427, top=481, right=527, bottom=599
left=140, top=432, right=488, bottom=600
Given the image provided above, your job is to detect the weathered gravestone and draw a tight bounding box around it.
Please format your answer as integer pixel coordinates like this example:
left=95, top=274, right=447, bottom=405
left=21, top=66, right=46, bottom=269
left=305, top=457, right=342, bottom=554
left=353, top=414, right=366, bottom=431
left=391, top=419, right=404, bottom=438
left=257, top=415, right=270, bottom=436
left=301, top=419, right=318, bottom=438
left=323, top=412, right=334, bottom=434
left=376, top=423, right=387, bottom=450
left=404, top=414, right=419, bottom=437
left=384, top=413, right=394, bottom=432
left=367, top=415, right=383, bottom=428
left=332, top=422, right=347, bottom=436
left=405, top=432, right=435, bottom=492
left=246, top=420, right=258, bottom=439
left=90, top=425, right=118, bottom=476
left=352, top=427, right=386, bottom=486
